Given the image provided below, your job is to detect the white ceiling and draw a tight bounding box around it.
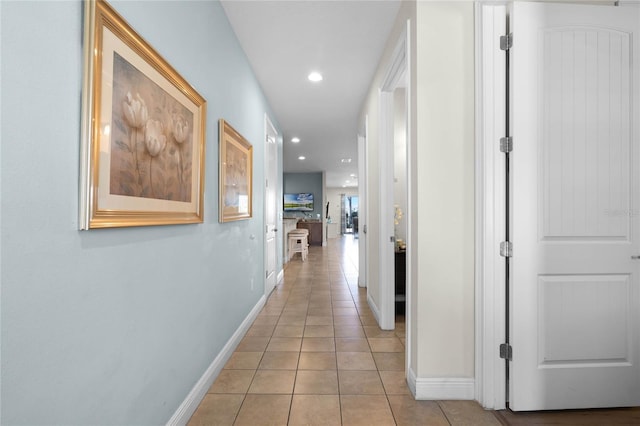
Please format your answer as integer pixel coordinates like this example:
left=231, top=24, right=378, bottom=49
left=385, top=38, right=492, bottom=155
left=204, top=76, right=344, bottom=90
left=221, top=0, right=401, bottom=188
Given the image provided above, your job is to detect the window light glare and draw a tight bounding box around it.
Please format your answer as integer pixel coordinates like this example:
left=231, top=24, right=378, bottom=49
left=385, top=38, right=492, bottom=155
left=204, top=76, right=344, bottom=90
left=308, top=72, right=323, bottom=82
left=291, top=137, right=300, bottom=143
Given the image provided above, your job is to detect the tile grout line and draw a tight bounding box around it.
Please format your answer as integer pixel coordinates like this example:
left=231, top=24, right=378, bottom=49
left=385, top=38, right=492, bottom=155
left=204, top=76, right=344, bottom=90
left=191, top=239, right=501, bottom=425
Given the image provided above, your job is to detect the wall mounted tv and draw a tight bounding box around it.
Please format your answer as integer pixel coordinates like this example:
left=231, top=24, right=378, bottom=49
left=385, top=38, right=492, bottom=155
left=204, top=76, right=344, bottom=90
left=284, top=193, right=314, bottom=212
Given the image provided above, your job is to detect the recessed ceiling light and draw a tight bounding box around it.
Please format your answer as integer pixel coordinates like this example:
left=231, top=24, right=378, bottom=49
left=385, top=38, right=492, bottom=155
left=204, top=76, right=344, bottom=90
left=291, top=137, right=300, bottom=143
left=350, top=174, right=357, bottom=178
left=298, top=156, right=306, bottom=160
left=341, top=158, right=352, bottom=163
left=308, top=71, right=323, bottom=82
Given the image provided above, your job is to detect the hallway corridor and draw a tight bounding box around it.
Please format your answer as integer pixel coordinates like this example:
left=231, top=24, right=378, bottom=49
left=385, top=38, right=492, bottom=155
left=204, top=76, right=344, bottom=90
left=187, top=237, right=499, bottom=425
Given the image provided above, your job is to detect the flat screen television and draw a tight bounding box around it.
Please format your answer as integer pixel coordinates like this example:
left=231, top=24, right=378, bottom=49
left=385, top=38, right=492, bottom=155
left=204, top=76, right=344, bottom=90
left=284, top=193, right=314, bottom=212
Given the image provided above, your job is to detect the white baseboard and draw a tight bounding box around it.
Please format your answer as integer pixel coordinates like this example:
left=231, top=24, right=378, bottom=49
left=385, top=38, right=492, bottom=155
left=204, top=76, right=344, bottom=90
left=277, top=269, right=284, bottom=285
left=366, top=292, right=381, bottom=324
left=408, top=368, right=475, bottom=400
left=407, top=367, right=418, bottom=397
left=416, top=378, right=475, bottom=400
left=166, top=295, right=266, bottom=426
left=358, top=275, right=366, bottom=288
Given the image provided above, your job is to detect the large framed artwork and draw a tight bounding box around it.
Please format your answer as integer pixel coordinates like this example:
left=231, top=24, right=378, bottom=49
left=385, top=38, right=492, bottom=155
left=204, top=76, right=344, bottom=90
left=79, top=0, right=206, bottom=229
left=219, top=119, right=253, bottom=222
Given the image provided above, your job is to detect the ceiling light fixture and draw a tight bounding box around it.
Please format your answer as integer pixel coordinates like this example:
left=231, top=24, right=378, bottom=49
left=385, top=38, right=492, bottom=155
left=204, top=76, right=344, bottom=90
left=298, top=156, right=306, bottom=160
left=291, top=137, right=300, bottom=143
left=341, top=158, right=352, bottom=163
left=308, top=71, right=323, bottom=82
left=350, top=174, right=357, bottom=178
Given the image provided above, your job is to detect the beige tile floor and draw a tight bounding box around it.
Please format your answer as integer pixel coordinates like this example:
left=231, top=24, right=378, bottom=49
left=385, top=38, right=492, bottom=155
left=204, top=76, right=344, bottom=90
left=188, top=236, right=500, bottom=426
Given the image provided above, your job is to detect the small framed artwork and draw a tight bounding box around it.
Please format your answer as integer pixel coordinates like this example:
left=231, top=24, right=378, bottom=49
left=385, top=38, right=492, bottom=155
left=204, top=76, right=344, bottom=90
left=219, top=119, right=253, bottom=222
left=79, top=0, right=206, bottom=229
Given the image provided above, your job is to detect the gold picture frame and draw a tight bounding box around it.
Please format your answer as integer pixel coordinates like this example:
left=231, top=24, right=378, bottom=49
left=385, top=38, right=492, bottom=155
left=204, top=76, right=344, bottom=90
left=219, top=119, right=253, bottom=222
left=79, top=0, right=206, bottom=229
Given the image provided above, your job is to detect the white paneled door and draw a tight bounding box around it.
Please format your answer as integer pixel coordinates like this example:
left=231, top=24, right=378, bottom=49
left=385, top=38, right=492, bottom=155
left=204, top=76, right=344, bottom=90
left=265, top=117, right=278, bottom=297
left=511, top=2, right=640, bottom=411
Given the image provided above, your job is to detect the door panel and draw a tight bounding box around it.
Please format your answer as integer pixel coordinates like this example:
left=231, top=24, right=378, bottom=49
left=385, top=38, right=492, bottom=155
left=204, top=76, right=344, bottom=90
left=265, top=120, right=278, bottom=296
left=541, top=27, right=631, bottom=240
left=538, top=275, right=630, bottom=364
left=511, top=2, right=640, bottom=411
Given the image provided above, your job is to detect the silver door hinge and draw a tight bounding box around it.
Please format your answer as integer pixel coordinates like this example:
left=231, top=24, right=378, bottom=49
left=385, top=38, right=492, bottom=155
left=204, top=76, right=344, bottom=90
left=500, top=137, right=512, bottom=153
left=500, top=241, right=513, bottom=258
left=500, top=33, right=513, bottom=51
left=500, top=343, right=512, bottom=360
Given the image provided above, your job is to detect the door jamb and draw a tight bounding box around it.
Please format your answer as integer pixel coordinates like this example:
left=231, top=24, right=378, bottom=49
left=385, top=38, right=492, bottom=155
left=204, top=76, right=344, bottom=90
left=358, top=117, right=368, bottom=288
left=264, top=113, right=280, bottom=296
left=475, top=3, right=507, bottom=410
left=377, top=21, right=410, bottom=332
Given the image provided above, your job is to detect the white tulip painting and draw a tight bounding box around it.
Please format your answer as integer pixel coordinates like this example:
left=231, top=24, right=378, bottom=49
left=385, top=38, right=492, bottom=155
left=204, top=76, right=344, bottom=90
left=110, top=53, right=194, bottom=202
left=80, top=0, right=206, bottom=229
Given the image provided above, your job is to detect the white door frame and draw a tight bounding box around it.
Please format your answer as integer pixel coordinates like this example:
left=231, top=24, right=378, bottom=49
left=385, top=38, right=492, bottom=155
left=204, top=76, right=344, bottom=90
left=358, top=116, right=368, bottom=288
left=264, top=113, right=280, bottom=295
left=378, top=21, right=411, bottom=332
left=475, top=3, right=508, bottom=410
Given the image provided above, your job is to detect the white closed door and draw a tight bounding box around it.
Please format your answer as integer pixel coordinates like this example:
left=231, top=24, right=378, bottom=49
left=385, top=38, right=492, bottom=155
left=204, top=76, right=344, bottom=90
left=265, top=120, right=278, bottom=296
left=358, top=132, right=367, bottom=288
left=511, top=2, right=640, bottom=411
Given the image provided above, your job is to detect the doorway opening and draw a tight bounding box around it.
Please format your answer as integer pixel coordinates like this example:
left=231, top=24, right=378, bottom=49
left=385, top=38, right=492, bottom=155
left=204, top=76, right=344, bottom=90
left=341, top=195, right=359, bottom=236
left=392, top=88, right=407, bottom=318
left=357, top=118, right=368, bottom=289
left=377, top=20, right=410, bottom=334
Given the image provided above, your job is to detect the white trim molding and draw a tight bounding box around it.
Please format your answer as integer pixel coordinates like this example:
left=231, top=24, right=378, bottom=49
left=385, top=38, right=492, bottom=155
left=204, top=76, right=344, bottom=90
left=415, top=378, right=476, bottom=400
left=277, top=268, right=284, bottom=285
left=366, top=291, right=382, bottom=326
left=408, top=368, right=475, bottom=400
left=407, top=366, right=418, bottom=396
left=378, top=19, right=410, bottom=332
left=475, top=2, right=507, bottom=410
left=166, top=295, right=266, bottom=426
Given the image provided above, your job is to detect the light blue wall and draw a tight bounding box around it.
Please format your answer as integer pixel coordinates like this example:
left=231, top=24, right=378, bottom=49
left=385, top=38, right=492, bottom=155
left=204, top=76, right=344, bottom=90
left=0, top=1, right=281, bottom=424
left=283, top=172, right=324, bottom=219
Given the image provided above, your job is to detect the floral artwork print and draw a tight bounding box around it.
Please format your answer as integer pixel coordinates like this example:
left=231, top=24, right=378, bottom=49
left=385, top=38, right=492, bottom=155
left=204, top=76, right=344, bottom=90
left=110, top=52, right=193, bottom=202
left=219, top=119, right=252, bottom=222
left=224, top=141, right=249, bottom=210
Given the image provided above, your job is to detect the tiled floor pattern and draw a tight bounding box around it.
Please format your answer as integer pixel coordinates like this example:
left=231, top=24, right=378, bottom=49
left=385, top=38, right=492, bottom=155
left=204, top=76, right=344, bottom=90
left=494, top=407, right=640, bottom=426
left=187, top=237, right=500, bottom=425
